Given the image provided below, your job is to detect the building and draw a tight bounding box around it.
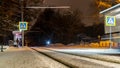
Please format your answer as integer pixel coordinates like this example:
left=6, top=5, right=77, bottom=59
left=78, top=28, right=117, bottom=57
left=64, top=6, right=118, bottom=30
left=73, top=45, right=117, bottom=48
left=100, top=4, right=120, bottom=44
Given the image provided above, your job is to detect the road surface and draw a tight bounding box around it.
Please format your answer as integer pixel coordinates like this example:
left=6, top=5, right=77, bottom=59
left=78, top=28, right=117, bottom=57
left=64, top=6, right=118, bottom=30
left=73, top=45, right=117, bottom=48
left=0, top=47, right=120, bottom=68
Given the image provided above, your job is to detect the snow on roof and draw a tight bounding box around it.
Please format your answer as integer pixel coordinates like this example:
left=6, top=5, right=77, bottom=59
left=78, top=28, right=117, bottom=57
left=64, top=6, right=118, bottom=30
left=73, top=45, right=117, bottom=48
left=100, top=4, right=120, bottom=14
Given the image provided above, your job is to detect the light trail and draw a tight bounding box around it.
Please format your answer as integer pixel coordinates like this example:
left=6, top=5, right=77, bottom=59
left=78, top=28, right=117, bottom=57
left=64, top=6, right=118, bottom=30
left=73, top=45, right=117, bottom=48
left=51, top=48, right=120, bottom=54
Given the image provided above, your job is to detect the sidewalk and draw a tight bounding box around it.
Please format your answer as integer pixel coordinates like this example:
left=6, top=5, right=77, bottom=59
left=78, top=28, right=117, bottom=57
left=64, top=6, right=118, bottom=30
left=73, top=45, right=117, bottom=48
left=0, top=47, right=68, bottom=68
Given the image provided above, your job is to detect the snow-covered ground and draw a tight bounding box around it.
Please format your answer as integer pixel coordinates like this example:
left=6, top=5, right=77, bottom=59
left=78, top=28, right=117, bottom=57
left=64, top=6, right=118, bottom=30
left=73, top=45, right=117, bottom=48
left=0, top=47, right=68, bottom=68
left=1, top=47, right=120, bottom=68
left=47, top=47, right=120, bottom=64
left=35, top=47, right=112, bottom=68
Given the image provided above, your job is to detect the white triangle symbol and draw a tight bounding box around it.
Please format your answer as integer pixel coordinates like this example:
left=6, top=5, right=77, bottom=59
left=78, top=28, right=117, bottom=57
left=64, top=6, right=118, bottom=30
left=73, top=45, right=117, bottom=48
left=21, top=24, right=25, bottom=28
left=108, top=18, right=114, bottom=24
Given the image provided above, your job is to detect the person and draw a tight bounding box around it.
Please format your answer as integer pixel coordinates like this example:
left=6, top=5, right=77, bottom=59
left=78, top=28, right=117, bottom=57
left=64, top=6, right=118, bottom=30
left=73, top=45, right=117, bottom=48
left=19, top=39, right=22, bottom=47
left=17, top=39, right=22, bottom=48
left=16, top=38, right=19, bottom=47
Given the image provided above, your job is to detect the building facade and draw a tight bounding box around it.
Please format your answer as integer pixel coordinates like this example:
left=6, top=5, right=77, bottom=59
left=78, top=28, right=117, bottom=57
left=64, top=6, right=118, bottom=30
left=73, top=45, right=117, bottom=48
left=100, top=4, right=120, bottom=44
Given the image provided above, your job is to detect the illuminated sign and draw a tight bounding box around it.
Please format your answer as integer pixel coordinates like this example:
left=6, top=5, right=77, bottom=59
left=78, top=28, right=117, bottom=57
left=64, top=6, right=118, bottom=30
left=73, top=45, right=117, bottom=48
left=19, top=22, right=28, bottom=30
left=105, top=16, right=116, bottom=26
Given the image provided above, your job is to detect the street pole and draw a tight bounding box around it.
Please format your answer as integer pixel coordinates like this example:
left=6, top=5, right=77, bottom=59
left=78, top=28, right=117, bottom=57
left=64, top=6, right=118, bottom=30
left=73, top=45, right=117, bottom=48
left=21, top=0, right=24, bottom=47
left=109, top=26, right=112, bottom=49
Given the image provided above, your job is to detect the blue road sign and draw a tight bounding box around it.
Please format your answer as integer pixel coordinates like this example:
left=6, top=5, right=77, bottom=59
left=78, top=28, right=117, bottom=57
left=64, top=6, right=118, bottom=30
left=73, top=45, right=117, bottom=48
left=19, top=22, right=28, bottom=30
left=105, top=16, right=116, bottom=26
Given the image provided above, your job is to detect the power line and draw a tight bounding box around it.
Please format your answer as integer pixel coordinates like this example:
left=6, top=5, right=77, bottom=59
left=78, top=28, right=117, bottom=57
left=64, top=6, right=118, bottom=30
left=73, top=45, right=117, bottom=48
left=26, top=6, right=70, bottom=9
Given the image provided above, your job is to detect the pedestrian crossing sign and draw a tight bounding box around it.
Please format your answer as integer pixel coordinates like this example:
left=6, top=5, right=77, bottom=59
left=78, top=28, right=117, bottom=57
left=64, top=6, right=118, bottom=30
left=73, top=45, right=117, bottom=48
left=105, top=16, right=116, bottom=26
left=19, top=22, right=28, bottom=31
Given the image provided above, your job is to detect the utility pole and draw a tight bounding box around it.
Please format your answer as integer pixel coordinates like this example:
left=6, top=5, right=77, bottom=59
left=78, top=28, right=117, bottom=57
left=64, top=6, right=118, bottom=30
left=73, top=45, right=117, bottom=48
left=21, top=0, right=24, bottom=47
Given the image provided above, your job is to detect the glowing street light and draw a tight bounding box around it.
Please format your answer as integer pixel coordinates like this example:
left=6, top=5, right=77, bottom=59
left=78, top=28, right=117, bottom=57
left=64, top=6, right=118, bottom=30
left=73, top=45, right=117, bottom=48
left=46, top=40, right=50, bottom=45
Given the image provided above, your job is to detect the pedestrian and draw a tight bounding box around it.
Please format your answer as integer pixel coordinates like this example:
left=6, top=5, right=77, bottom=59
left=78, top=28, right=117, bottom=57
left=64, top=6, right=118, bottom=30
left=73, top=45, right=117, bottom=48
left=16, top=38, right=19, bottom=47
left=19, top=39, right=22, bottom=47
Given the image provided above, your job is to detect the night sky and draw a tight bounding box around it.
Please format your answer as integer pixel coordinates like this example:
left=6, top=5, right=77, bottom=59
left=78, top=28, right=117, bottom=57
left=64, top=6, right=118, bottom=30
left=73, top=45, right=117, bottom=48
left=44, top=0, right=97, bottom=26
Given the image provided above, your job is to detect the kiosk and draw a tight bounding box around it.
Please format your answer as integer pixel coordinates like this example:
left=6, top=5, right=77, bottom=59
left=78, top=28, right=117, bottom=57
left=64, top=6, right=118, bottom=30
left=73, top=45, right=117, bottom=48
left=12, top=31, right=22, bottom=47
